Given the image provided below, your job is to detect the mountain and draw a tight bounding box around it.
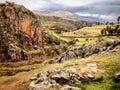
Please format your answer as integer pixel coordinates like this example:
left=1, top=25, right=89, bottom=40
left=33, top=10, right=105, bottom=22
left=37, top=16, right=77, bottom=33
left=34, top=11, right=100, bottom=33
left=33, top=10, right=74, bottom=20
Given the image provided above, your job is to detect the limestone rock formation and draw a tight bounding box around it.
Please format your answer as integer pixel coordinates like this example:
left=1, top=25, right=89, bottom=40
left=57, top=39, right=120, bottom=62
left=0, top=2, right=42, bottom=61
left=28, top=64, right=100, bottom=90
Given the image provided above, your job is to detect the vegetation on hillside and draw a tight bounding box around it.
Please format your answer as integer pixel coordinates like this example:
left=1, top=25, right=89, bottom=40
left=101, top=17, right=120, bottom=35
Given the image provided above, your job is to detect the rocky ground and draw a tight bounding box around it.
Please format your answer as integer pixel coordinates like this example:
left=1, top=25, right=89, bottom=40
left=28, top=63, right=100, bottom=90
left=28, top=39, right=120, bottom=90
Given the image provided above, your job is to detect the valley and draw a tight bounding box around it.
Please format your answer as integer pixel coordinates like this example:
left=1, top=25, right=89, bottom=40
left=0, top=1, right=120, bottom=90
left=0, top=22, right=120, bottom=89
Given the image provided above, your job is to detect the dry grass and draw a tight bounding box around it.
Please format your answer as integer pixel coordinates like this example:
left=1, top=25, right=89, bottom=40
left=62, top=25, right=106, bottom=37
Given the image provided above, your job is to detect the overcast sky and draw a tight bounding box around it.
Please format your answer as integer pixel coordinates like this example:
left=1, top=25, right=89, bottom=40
left=0, top=0, right=120, bottom=22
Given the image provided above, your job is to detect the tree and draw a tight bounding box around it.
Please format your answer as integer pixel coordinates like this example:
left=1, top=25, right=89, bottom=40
left=101, top=28, right=107, bottom=35
left=117, top=16, right=120, bottom=24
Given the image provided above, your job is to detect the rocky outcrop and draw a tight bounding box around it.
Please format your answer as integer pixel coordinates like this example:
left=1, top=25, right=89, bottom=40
left=28, top=64, right=99, bottom=90
left=28, top=69, right=82, bottom=90
left=0, top=2, right=42, bottom=61
left=57, top=39, right=120, bottom=62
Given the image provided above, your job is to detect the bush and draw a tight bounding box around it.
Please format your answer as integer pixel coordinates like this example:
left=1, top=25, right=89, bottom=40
left=68, top=40, right=75, bottom=45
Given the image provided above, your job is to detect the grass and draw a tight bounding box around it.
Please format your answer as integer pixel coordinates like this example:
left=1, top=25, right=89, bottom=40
left=44, top=25, right=120, bottom=47
left=52, top=32, right=71, bottom=42
left=62, top=25, right=106, bottom=37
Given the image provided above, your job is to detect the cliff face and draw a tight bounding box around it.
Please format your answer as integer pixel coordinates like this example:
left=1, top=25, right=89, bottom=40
left=0, top=2, right=42, bottom=61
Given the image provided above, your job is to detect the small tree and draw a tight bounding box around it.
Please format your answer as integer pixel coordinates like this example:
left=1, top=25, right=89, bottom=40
left=101, top=28, right=107, bottom=35
left=117, top=16, right=120, bottom=24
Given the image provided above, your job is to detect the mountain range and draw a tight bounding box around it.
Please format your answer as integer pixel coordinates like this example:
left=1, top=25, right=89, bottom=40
left=33, top=10, right=105, bottom=22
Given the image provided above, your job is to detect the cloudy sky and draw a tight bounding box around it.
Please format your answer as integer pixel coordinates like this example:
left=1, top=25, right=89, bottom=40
left=0, top=0, right=120, bottom=22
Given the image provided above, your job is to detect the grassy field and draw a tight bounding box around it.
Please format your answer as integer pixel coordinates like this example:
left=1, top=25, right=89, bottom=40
left=62, top=25, right=107, bottom=37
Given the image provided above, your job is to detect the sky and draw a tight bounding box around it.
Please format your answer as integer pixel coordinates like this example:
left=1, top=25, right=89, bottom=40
left=0, top=0, right=120, bottom=22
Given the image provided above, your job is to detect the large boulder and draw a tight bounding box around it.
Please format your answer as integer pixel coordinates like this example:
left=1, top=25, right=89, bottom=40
left=0, top=2, right=42, bottom=61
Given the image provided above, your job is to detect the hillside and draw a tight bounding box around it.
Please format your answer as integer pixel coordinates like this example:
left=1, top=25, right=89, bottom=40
left=34, top=10, right=74, bottom=20
left=34, top=10, right=105, bottom=22
left=38, top=16, right=77, bottom=33
left=0, top=2, right=42, bottom=61
left=34, top=11, right=102, bottom=33
left=62, top=25, right=106, bottom=37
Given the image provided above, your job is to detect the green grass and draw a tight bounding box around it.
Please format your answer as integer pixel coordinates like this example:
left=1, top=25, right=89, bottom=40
left=52, top=32, right=71, bottom=42
left=62, top=25, right=106, bottom=37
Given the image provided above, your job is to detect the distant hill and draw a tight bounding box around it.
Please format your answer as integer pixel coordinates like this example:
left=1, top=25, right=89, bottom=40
left=34, top=10, right=74, bottom=20
left=37, top=15, right=101, bottom=33
left=37, top=16, right=77, bottom=33
left=33, top=10, right=105, bottom=22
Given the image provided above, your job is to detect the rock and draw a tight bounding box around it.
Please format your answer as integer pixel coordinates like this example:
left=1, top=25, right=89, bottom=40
left=79, top=63, right=99, bottom=80
left=29, top=68, right=83, bottom=90
left=87, top=74, right=94, bottom=79
left=114, top=72, right=120, bottom=83
left=86, top=63, right=98, bottom=73
left=57, top=39, right=120, bottom=62
left=61, top=85, right=81, bottom=90
left=0, top=2, right=42, bottom=61
left=28, top=66, right=102, bottom=90
left=33, top=45, right=39, bottom=50
left=48, top=59, right=55, bottom=64
left=7, top=44, right=28, bottom=61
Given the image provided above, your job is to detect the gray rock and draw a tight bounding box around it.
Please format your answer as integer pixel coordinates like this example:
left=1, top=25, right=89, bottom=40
left=114, top=72, right=120, bottom=83
left=60, top=85, right=81, bottom=90
left=29, top=68, right=83, bottom=90
left=57, top=39, right=120, bottom=62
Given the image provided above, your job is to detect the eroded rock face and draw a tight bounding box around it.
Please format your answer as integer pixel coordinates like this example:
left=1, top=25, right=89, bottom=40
left=0, top=2, right=42, bottom=61
left=57, top=39, right=120, bottom=62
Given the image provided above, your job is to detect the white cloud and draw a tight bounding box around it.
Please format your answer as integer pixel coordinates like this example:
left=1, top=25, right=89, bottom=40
left=57, top=0, right=105, bottom=6
left=0, top=0, right=48, bottom=10
left=76, top=12, right=116, bottom=20
left=0, top=0, right=118, bottom=21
